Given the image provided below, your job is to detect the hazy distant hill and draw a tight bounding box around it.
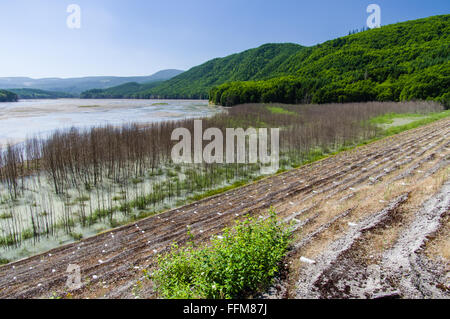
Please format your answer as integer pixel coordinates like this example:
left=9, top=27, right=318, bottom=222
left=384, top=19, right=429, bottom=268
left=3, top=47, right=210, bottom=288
left=0, top=69, right=184, bottom=95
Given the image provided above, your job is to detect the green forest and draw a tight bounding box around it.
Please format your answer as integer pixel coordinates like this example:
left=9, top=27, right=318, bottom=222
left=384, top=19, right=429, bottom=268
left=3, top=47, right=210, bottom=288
left=80, top=15, right=449, bottom=107
left=210, top=15, right=450, bottom=107
left=140, top=43, right=303, bottom=99
left=8, top=88, right=74, bottom=99
left=80, top=81, right=163, bottom=99
left=0, top=89, right=18, bottom=102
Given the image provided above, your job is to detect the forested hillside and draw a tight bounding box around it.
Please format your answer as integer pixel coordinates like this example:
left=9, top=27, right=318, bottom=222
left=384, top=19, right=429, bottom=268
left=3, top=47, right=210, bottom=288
left=140, top=43, right=304, bottom=99
left=0, top=89, right=18, bottom=102
left=8, top=88, right=74, bottom=99
left=80, top=81, right=164, bottom=99
left=79, top=15, right=449, bottom=106
left=211, top=15, right=449, bottom=106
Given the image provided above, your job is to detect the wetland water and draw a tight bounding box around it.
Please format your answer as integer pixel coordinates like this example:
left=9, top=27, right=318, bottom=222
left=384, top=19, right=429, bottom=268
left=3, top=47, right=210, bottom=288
left=0, top=99, right=222, bottom=262
left=0, top=99, right=221, bottom=145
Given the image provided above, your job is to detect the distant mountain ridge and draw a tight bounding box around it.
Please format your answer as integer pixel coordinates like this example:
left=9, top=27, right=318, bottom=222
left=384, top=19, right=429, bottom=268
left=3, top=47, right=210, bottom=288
left=0, top=69, right=184, bottom=95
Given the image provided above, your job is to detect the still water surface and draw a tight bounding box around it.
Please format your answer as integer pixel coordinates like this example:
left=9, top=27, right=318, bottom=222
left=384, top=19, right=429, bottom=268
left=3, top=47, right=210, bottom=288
left=0, top=99, right=221, bottom=145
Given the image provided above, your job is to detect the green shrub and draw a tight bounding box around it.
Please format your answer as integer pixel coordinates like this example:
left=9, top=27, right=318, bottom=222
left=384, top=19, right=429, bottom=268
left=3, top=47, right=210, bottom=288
left=70, top=232, right=83, bottom=241
left=0, top=258, right=10, bottom=265
left=167, top=170, right=178, bottom=177
left=0, top=212, right=13, bottom=219
left=150, top=210, right=290, bottom=299
left=21, top=229, right=34, bottom=241
left=0, top=234, right=16, bottom=247
left=267, top=106, right=296, bottom=116
left=76, top=195, right=90, bottom=203
left=131, top=178, right=144, bottom=185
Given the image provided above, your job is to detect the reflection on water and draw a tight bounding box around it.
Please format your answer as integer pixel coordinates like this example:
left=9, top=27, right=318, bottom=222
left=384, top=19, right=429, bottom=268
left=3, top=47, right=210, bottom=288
left=0, top=99, right=221, bottom=145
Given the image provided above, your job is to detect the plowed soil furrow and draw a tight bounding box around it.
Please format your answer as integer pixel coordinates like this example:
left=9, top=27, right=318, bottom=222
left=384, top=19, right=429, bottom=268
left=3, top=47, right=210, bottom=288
left=0, top=118, right=449, bottom=299
left=294, top=193, right=411, bottom=299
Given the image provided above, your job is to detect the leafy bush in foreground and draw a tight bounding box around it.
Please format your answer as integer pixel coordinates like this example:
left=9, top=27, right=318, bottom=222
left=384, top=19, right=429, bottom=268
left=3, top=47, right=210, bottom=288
left=150, top=210, right=291, bottom=299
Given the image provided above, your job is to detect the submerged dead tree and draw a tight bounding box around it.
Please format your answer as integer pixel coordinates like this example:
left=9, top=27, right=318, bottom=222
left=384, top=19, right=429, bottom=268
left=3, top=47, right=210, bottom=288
left=0, top=101, right=444, bottom=248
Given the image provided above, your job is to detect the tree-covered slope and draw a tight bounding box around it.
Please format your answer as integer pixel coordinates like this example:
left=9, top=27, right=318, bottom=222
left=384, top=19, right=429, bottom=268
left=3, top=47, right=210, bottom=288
left=81, top=15, right=449, bottom=104
left=143, top=43, right=304, bottom=99
left=211, top=15, right=450, bottom=106
left=0, top=90, right=18, bottom=102
left=80, top=81, right=163, bottom=99
left=8, top=88, right=74, bottom=99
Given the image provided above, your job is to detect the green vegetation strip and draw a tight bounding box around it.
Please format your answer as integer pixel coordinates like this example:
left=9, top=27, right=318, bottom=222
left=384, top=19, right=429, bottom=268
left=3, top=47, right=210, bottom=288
left=266, top=106, right=297, bottom=116
left=372, top=110, right=450, bottom=136
left=149, top=210, right=291, bottom=299
left=369, top=112, right=427, bottom=125
left=187, top=180, right=251, bottom=202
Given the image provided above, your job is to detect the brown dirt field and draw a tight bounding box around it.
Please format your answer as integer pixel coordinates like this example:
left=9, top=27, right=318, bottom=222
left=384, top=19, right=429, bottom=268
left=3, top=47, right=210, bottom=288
left=0, top=117, right=449, bottom=299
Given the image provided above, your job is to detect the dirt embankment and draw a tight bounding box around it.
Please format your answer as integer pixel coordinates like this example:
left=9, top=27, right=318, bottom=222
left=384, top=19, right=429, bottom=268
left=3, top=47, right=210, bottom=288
left=0, top=118, right=449, bottom=299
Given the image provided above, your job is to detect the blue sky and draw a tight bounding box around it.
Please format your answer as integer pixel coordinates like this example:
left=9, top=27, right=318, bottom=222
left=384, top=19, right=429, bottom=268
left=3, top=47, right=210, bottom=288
left=0, top=0, right=448, bottom=78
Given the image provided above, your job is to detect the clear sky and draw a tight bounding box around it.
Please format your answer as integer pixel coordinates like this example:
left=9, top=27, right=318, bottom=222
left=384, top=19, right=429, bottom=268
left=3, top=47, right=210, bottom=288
left=0, top=0, right=448, bottom=78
